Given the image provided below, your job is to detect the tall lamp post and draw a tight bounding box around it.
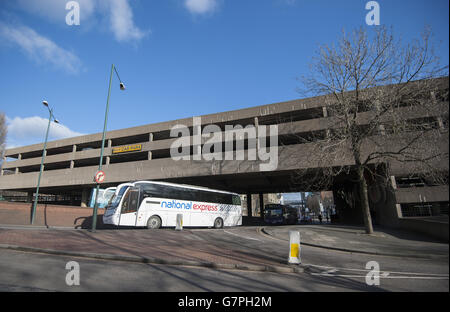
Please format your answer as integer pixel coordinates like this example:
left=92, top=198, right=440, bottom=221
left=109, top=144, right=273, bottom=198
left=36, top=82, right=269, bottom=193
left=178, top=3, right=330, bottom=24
left=31, top=101, right=59, bottom=224
left=91, top=64, right=125, bottom=232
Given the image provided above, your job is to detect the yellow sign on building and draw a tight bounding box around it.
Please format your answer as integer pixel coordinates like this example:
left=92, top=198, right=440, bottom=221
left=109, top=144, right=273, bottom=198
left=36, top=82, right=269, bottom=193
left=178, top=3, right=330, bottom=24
left=112, top=144, right=142, bottom=154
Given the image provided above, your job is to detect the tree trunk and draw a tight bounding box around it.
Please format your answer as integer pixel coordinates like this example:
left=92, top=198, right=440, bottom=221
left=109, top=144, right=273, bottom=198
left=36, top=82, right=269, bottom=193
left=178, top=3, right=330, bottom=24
left=357, top=166, right=374, bottom=234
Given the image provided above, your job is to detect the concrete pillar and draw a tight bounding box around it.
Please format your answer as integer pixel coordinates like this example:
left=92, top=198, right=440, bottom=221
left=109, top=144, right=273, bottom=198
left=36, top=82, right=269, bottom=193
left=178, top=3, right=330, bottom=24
left=149, top=133, right=154, bottom=142
left=15, top=167, right=19, bottom=174
left=430, top=91, right=437, bottom=102
left=323, top=107, right=331, bottom=137
left=70, top=144, right=77, bottom=169
left=390, top=176, right=397, bottom=189
left=259, top=193, right=264, bottom=218
left=81, top=188, right=90, bottom=208
left=246, top=193, right=252, bottom=217
left=106, top=156, right=110, bottom=165
left=430, top=91, right=445, bottom=129
left=18, top=153, right=22, bottom=160
left=395, top=204, right=403, bottom=218
left=108, top=139, right=112, bottom=147
left=436, top=117, right=444, bottom=130
left=254, top=117, right=259, bottom=151
left=193, top=117, right=202, bottom=160
left=148, top=151, right=152, bottom=160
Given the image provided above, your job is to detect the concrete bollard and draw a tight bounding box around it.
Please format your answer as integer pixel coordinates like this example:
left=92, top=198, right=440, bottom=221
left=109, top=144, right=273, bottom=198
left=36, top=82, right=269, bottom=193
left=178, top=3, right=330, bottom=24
left=288, top=230, right=301, bottom=264
left=175, top=213, right=183, bottom=231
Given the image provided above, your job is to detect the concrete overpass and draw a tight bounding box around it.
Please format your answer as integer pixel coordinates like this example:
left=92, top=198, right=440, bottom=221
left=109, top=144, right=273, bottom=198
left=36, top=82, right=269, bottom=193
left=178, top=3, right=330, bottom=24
left=1, top=77, right=448, bottom=228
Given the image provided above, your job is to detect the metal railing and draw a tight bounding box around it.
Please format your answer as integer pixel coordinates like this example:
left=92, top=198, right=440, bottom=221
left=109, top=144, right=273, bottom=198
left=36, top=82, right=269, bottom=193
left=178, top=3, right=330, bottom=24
left=401, top=202, right=449, bottom=217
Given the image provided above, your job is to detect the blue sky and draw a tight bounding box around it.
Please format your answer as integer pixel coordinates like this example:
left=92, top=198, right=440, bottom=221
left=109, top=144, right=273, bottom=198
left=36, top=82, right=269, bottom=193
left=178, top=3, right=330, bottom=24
left=0, top=0, right=448, bottom=149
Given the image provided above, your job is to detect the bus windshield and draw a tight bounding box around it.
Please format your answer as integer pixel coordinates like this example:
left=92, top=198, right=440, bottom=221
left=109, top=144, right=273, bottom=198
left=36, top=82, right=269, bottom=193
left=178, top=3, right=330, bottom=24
left=106, top=186, right=130, bottom=211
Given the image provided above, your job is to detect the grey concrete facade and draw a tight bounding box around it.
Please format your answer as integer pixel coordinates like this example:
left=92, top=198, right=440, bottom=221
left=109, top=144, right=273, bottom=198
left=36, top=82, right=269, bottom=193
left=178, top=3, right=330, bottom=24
left=0, top=78, right=448, bottom=229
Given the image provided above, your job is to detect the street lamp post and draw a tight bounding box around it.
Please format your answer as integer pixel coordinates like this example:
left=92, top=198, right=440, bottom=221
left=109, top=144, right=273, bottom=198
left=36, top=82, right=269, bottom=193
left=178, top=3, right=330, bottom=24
left=31, top=101, right=59, bottom=224
left=91, top=64, right=125, bottom=232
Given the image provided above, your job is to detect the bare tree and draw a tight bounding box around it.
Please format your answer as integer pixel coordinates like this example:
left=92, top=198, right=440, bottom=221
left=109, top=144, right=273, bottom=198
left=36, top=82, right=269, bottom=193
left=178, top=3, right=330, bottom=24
left=0, top=112, right=6, bottom=168
left=295, top=26, right=448, bottom=234
left=306, top=193, right=322, bottom=215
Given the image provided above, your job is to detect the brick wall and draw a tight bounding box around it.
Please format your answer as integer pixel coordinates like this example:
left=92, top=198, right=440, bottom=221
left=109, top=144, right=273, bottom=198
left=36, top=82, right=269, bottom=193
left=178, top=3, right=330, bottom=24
left=0, top=202, right=105, bottom=229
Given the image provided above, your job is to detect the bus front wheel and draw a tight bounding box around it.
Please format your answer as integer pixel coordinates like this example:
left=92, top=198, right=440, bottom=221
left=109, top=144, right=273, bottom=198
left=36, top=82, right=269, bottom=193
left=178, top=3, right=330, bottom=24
left=147, top=216, right=161, bottom=229
left=213, top=217, right=224, bottom=229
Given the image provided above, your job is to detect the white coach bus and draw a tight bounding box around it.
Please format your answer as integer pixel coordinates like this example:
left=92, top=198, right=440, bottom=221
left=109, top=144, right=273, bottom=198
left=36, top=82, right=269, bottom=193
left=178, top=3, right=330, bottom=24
left=103, top=181, right=242, bottom=229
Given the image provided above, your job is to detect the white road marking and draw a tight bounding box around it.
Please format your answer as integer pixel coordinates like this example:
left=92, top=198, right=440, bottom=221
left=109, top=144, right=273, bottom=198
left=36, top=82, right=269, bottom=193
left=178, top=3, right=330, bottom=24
left=223, top=230, right=262, bottom=242
left=310, top=273, right=448, bottom=280
left=303, top=263, right=449, bottom=277
left=235, top=227, right=448, bottom=281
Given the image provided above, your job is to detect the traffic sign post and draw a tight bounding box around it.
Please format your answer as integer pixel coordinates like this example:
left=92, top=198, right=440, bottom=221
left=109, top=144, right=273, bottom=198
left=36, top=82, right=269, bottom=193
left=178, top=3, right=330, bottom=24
left=95, top=170, right=105, bottom=184
left=91, top=171, right=105, bottom=232
left=91, top=63, right=125, bottom=233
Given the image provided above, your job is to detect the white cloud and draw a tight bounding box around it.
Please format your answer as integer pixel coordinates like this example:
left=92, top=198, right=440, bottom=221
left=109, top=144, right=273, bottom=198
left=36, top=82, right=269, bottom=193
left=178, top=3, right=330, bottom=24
left=107, top=0, right=149, bottom=42
left=14, top=0, right=148, bottom=43
left=5, top=116, right=84, bottom=149
left=184, top=0, right=219, bottom=15
left=0, top=22, right=83, bottom=74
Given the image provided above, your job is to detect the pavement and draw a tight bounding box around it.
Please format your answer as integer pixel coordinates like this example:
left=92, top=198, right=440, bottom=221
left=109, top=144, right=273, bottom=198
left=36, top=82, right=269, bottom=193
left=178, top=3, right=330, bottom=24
left=0, top=224, right=301, bottom=273
left=261, top=224, right=449, bottom=259
left=0, top=223, right=448, bottom=273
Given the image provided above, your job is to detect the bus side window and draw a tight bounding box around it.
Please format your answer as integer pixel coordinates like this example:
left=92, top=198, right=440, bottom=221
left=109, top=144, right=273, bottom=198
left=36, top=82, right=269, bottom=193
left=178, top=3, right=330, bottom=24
left=129, top=190, right=139, bottom=212
left=121, top=191, right=130, bottom=213
left=121, top=189, right=140, bottom=214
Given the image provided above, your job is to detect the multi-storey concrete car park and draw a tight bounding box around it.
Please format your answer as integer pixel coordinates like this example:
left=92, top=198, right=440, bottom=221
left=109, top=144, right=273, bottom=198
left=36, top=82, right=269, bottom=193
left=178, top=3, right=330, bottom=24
left=1, top=77, right=448, bottom=237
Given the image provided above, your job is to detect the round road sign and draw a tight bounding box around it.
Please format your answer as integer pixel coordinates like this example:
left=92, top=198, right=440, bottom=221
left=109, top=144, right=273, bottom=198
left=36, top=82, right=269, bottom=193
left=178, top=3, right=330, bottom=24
left=95, top=170, right=105, bottom=183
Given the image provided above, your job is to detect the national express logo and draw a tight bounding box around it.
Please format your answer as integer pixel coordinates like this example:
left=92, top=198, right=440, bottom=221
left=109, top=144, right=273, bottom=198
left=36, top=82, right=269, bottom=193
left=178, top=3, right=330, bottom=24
left=161, top=200, right=218, bottom=212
